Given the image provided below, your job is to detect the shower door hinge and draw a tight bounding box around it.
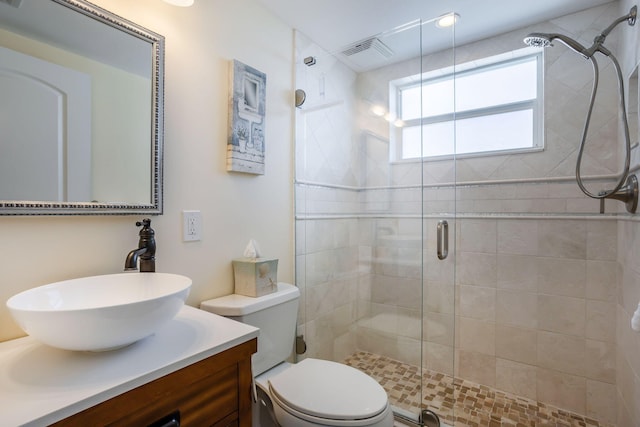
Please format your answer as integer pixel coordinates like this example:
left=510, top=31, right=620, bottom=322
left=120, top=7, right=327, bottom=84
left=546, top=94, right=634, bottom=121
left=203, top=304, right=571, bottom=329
left=421, top=409, right=441, bottom=427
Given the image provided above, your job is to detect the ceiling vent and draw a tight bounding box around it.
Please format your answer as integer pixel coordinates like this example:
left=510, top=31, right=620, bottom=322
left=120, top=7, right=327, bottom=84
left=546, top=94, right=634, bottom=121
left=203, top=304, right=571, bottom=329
left=341, top=37, right=393, bottom=59
left=0, top=0, right=22, bottom=7
left=340, top=37, right=394, bottom=71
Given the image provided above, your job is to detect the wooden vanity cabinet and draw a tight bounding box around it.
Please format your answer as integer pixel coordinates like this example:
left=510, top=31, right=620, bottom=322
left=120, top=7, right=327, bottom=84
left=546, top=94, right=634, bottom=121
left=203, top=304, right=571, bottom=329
left=52, top=339, right=257, bottom=427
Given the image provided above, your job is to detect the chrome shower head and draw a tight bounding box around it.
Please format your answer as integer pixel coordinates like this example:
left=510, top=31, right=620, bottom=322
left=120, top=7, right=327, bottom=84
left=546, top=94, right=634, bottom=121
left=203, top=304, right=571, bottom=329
left=524, top=32, right=591, bottom=58
left=523, top=33, right=552, bottom=48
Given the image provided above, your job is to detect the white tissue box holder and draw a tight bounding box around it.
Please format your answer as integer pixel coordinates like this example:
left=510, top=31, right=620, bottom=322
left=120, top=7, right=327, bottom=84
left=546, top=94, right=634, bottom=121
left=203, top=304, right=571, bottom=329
left=232, top=258, right=278, bottom=297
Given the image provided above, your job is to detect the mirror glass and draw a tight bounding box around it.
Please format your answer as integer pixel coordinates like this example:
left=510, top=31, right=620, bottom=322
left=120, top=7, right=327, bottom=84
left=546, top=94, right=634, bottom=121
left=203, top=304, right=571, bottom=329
left=0, top=0, right=164, bottom=214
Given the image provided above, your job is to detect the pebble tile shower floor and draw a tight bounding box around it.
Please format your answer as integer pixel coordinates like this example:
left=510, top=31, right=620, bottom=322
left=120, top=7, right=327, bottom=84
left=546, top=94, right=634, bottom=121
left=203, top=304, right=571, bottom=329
left=343, top=351, right=614, bottom=427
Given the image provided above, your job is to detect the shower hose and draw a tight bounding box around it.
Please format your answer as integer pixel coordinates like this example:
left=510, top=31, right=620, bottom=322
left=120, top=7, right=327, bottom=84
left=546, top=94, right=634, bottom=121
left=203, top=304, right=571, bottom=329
left=575, top=51, right=632, bottom=199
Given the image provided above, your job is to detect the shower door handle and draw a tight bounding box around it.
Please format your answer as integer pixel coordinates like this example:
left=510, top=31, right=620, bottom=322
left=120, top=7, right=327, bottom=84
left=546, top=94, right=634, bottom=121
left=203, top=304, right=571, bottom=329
left=437, top=220, right=448, bottom=260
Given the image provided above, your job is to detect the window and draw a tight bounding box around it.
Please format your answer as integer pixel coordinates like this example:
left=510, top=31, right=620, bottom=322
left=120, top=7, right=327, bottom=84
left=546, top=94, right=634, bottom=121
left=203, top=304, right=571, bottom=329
left=390, top=47, right=544, bottom=161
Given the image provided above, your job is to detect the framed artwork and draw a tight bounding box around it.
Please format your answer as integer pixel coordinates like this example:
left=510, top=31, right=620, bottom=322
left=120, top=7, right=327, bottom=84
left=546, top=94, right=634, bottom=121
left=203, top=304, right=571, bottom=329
left=227, top=60, right=267, bottom=174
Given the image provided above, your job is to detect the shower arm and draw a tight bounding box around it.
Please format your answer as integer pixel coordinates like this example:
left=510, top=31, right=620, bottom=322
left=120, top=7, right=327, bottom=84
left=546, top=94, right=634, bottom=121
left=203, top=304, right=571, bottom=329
left=598, top=6, right=637, bottom=40
left=585, top=6, right=637, bottom=58
left=575, top=52, right=632, bottom=200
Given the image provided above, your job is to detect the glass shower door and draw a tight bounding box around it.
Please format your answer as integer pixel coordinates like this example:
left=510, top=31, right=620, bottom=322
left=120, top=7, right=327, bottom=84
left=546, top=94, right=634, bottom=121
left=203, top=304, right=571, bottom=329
left=418, top=16, right=457, bottom=427
left=293, top=14, right=457, bottom=425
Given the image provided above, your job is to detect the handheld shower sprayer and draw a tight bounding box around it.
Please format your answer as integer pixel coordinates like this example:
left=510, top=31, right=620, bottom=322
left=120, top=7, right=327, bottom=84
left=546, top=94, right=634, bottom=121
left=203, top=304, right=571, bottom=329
left=525, top=6, right=636, bottom=58
left=523, top=33, right=590, bottom=57
left=524, top=6, right=639, bottom=213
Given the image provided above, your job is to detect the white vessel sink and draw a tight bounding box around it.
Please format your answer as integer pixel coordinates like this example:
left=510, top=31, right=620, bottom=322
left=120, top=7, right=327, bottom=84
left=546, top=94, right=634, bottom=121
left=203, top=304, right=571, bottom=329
left=6, top=273, right=191, bottom=351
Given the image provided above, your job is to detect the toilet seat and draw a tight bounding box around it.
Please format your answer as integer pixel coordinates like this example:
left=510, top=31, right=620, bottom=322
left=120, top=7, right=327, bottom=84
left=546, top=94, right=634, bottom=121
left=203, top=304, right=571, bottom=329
left=268, top=358, right=389, bottom=425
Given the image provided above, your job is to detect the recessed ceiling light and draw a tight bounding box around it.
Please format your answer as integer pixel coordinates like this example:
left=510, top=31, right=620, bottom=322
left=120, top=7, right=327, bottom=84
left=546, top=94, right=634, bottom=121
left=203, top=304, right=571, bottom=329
left=370, top=105, right=386, bottom=117
left=163, top=0, right=194, bottom=6
left=436, top=13, right=459, bottom=28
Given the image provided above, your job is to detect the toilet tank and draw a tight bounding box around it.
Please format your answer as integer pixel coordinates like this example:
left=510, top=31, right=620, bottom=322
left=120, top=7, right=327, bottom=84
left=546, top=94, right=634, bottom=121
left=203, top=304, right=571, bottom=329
left=200, top=283, right=300, bottom=376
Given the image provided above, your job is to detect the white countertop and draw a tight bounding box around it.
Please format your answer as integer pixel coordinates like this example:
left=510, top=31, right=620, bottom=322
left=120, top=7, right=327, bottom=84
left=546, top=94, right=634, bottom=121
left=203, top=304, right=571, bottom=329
left=0, top=305, right=259, bottom=427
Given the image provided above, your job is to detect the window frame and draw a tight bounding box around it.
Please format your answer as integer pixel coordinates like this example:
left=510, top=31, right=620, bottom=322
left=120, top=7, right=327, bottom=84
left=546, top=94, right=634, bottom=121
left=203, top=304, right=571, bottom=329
left=389, top=47, right=545, bottom=162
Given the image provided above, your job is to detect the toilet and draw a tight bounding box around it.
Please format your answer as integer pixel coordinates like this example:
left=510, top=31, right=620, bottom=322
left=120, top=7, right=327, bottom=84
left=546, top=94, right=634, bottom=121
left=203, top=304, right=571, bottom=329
left=200, top=283, right=394, bottom=427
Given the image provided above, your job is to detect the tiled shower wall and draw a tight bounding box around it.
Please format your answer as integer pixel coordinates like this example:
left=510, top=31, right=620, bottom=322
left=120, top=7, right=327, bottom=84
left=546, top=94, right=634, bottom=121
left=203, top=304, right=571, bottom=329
left=296, top=1, right=640, bottom=425
left=453, top=217, right=617, bottom=423
left=615, top=219, right=640, bottom=426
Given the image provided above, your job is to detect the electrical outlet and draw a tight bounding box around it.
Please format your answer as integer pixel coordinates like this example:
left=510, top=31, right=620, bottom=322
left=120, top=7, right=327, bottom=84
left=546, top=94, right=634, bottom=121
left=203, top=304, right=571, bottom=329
left=182, top=210, right=202, bottom=241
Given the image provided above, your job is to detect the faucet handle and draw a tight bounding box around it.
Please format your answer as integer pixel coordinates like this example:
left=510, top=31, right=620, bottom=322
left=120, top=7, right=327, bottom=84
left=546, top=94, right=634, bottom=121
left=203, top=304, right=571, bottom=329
left=135, top=218, right=155, bottom=239
left=136, top=218, right=152, bottom=228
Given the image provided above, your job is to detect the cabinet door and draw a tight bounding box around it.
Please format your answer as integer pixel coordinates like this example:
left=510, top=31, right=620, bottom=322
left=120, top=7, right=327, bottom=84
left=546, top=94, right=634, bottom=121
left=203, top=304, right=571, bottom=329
left=52, top=339, right=257, bottom=427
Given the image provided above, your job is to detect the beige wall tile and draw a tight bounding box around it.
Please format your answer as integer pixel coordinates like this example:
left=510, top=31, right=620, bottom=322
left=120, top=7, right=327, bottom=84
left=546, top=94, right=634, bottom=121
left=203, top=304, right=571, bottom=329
left=495, top=324, right=537, bottom=365
left=457, top=350, right=496, bottom=387
left=457, top=252, right=497, bottom=287
left=424, top=342, right=454, bottom=377
left=585, top=339, right=616, bottom=383
left=397, top=336, right=421, bottom=367
left=458, top=317, right=495, bottom=356
left=396, top=307, right=421, bottom=340
left=496, top=289, right=537, bottom=329
left=496, top=358, right=537, bottom=400
left=497, top=254, right=538, bottom=292
left=586, top=380, right=617, bottom=425
left=537, top=367, right=586, bottom=414
left=585, top=300, right=616, bottom=342
left=424, top=281, right=455, bottom=314
left=460, top=220, right=497, bottom=253
left=334, top=331, right=357, bottom=361
left=537, top=331, right=585, bottom=376
left=538, top=295, right=585, bottom=337
left=459, top=285, right=496, bottom=321
left=586, top=260, right=617, bottom=302
left=497, top=220, right=538, bottom=255
left=424, top=311, right=455, bottom=346
left=371, top=276, right=422, bottom=310
left=538, top=220, right=587, bottom=259
left=424, top=257, right=455, bottom=288
left=356, top=327, right=398, bottom=361
left=538, top=258, right=586, bottom=298
left=587, top=220, right=617, bottom=261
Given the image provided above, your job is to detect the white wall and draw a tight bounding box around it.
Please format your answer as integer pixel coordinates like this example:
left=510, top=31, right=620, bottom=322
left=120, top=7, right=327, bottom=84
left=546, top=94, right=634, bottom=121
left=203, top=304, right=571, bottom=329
left=0, top=0, right=295, bottom=342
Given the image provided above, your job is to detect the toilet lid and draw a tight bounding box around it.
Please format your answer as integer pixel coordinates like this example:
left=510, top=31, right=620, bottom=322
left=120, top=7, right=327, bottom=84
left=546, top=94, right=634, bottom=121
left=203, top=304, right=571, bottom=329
left=268, top=358, right=388, bottom=421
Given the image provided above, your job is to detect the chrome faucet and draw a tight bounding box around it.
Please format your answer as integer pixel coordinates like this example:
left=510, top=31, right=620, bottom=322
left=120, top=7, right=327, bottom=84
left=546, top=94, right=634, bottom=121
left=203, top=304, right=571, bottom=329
left=124, top=219, right=156, bottom=272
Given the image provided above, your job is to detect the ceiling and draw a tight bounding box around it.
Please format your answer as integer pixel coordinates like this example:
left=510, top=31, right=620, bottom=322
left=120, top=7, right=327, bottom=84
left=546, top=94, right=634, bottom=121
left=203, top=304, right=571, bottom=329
left=256, top=0, right=615, bottom=71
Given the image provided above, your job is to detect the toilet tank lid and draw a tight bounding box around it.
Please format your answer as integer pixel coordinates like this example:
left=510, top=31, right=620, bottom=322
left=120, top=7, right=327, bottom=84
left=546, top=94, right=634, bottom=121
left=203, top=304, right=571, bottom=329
left=200, top=282, right=299, bottom=316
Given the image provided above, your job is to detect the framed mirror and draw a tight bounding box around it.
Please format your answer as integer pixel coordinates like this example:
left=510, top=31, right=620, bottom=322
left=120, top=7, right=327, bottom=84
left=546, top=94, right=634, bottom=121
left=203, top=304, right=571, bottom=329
left=0, top=0, right=164, bottom=214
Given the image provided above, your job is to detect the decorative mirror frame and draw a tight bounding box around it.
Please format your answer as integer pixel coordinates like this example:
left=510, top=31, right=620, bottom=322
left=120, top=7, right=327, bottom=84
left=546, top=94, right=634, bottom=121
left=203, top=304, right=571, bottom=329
left=0, top=0, right=164, bottom=215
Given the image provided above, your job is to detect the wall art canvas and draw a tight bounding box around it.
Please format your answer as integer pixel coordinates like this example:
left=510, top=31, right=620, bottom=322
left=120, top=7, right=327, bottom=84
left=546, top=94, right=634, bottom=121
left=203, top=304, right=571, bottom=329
left=227, top=60, right=267, bottom=174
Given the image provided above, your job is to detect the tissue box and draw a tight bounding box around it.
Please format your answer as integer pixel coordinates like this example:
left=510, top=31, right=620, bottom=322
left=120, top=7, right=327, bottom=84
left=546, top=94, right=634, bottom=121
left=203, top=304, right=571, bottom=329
left=232, top=258, right=278, bottom=297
